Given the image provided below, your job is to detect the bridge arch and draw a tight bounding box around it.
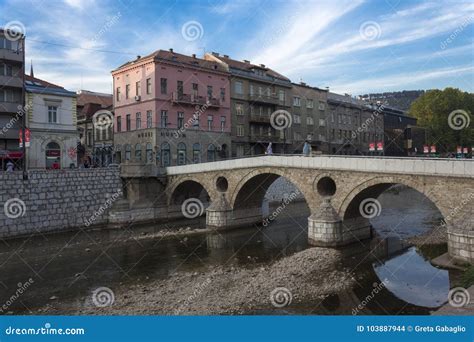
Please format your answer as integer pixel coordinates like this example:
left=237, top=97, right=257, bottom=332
left=167, top=177, right=213, bottom=207
left=338, top=176, right=447, bottom=222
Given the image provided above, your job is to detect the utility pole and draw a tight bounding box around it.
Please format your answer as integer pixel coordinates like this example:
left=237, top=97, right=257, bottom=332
left=21, top=33, right=27, bottom=180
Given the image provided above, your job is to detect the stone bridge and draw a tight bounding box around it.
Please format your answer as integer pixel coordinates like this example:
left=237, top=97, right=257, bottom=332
left=118, top=156, right=474, bottom=264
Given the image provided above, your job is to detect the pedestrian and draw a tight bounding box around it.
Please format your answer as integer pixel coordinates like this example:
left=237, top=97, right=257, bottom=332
left=303, top=141, right=311, bottom=157
left=265, top=142, right=273, bottom=155
left=6, top=160, right=14, bottom=172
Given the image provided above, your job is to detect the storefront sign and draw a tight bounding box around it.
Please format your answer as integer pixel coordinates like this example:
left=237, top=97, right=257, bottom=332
left=423, top=145, right=429, bottom=154
left=369, top=142, right=375, bottom=152
left=430, top=145, right=436, bottom=153
left=376, top=142, right=383, bottom=151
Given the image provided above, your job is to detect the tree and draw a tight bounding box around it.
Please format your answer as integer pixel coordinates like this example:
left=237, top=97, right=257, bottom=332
left=409, top=88, right=473, bottom=152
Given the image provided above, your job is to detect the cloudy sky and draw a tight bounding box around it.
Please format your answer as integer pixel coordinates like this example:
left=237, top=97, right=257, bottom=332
left=1, top=0, right=473, bottom=95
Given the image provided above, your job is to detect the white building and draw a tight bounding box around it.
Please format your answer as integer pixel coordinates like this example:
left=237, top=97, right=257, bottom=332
left=25, top=74, right=78, bottom=169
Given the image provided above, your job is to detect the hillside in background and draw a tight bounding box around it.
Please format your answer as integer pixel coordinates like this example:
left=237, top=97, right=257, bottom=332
left=359, top=90, right=426, bottom=111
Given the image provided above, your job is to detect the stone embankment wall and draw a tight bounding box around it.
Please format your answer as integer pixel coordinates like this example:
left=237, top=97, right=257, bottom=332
left=0, top=169, right=122, bottom=238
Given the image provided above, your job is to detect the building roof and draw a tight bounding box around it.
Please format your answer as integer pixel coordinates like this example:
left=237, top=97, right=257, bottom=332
left=114, top=49, right=227, bottom=73
left=24, top=75, right=75, bottom=97
left=76, top=90, right=113, bottom=108
left=209, top=53, right=290, bottom=82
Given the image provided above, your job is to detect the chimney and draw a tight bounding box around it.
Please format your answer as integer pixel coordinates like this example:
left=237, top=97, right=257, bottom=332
left=212, top=52, right=219, bottom=56
left=300, top=82, right=306, bottom=86
left=223, top=54, right=229, bottom=58
left=136, top=55, right=141, bottom=60
left=192, top=54, right=196, bottom=58
left=244, top=60, right=250, bottom=64
left=260, top=64, right=265, bottom=68
left=169, top=48, right=173, bottom=53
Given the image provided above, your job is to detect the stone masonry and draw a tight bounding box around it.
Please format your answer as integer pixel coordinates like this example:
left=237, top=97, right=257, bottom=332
left=0, top=169, right=123, bottom=238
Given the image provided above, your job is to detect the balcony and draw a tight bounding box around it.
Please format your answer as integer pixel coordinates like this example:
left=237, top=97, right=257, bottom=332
left=0, top=75, right=23, bottom=88
left=248, top=93, right=280, bottom=105
left=0, top=101, right=22, bottom=113
left=249, top=114, right=271, bottom=123
left=171, top=92, right=220, bottom=108
left=0, top=48, right=23, bottom=63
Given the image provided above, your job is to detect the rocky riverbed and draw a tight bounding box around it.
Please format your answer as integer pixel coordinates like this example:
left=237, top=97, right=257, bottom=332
left=33, top=247, right=355, bottom=315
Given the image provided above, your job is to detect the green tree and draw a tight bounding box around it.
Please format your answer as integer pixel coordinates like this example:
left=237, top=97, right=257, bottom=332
left=409, top=88, right=474, bottom=152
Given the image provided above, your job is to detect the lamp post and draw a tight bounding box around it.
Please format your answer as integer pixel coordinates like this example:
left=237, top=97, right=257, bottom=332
left=20, top=33, right=27, bottom=180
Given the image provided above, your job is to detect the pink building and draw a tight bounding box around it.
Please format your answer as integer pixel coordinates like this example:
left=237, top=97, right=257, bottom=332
left=112, top=49, right=231, bottom=172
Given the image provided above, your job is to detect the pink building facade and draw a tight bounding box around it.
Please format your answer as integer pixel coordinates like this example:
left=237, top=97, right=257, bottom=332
left=112, top=49, right=231, bottom=172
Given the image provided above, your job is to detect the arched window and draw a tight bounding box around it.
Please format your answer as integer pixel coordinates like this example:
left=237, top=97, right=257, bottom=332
left=146, top=143, right=153, bottom=163
left=135, top=143, right=142, bottom=161
left=125, top=144, right=131, bottom=161
left=177, top=142, right=187, bottom=165
left=114, top=145, right=122, bottom=164
left=161, top=142, right=170, bottom=167
left=45, top=141, right=61, bottom=169
left=207, top=144, right=216, bottom=162
left=192, top=143, right=201, bottom=163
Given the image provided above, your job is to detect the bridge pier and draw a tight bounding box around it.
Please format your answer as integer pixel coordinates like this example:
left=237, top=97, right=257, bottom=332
left=308, top=198, right=371, bottom=246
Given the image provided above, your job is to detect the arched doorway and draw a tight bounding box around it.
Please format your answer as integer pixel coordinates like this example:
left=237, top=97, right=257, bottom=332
left=45, top=142, right=61, bottom=169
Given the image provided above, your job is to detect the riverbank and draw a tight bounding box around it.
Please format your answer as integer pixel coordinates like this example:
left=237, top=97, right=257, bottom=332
left=33, top=247, right=355, bottom=315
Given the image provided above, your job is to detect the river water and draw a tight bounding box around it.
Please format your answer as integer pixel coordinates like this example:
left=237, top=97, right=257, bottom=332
left=0, top=186, right=453, bottom=315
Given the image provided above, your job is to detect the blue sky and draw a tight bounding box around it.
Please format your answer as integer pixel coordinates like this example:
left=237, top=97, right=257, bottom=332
left=1, top=0, right=473, bottom=95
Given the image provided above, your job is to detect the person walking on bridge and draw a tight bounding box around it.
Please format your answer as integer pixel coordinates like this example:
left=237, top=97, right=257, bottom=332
left=265, top=142, right=273, bottom=155
left=303, top=141, right=311, bottom=157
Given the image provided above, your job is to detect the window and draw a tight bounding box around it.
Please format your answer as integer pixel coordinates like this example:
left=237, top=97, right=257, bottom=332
left=220, top=116, right=226, bottom=132
left=192, top=111, right=199, bottom=128
left=236, top=145, right=244, bottom=157
left=48, top=106, right=58, bottom=123
left=146, top=110, right=152, bottom=128
left=126, top=114, right=131, bottom=131
left=307, top=117, right=314, bottom=125
left=146, top=143, right=153, bottom=163
left=318, top=101, right=325, bottom=110
left=319, top=119, right=325, bottom=127
left=207, top=144, right=216, bottom=162
left=161, top=143, right=170, bottom=167
left=160, top=78, right=167, bottom=94
left=135, top=144, right=142, bottom=161
left=117, top=116, right=122, bottom=132
left=294, top=132, right=302, bottom=141
left=293, top=96, right=301, bottom=107
left=135, top=81, right=141, bottom=96
left=207, top=115, right=213, bottom=131
left=177, top=112, right=184, bottom=129
left=258, top=86, right=263, bottom=96
left=236, top=103, right=244, bottom=116
left=177, top=143, right=186, bottom=165
left=192, top=83, right=198, bottom=97
left=177, top=80, right=183, bottom=97
left=279, top=90, right=285, bottom=102
left=207, top=86, right=213, bottom=98
left=125, top=84, right=130, bottom=99
left=237, top=124, right=244, bottom=137
left=136, top=112, right=141, bottom=129
left=249, top=84, right=254, bottom=96
left=220, top=88, right=225, bottom=102
left=266, top=88, right=271, bottom=97
left=160, top=110, right=168, bottom=128
left=192, top=143, right=201, bottom=163
left=125, top=144, right=131, bottom=160
left=146, top=78, right=152, bottom=94
left=307, top=99, right=314, bottom=108
left=116, top=87, right=121, bottom=101
left=234, top=81, right=243, bottom=95
left=293, top=114, right=301, bottom=124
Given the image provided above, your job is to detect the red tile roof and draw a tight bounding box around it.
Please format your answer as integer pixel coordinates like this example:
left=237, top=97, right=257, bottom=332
left=24, top=74, right=65, bottom=89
